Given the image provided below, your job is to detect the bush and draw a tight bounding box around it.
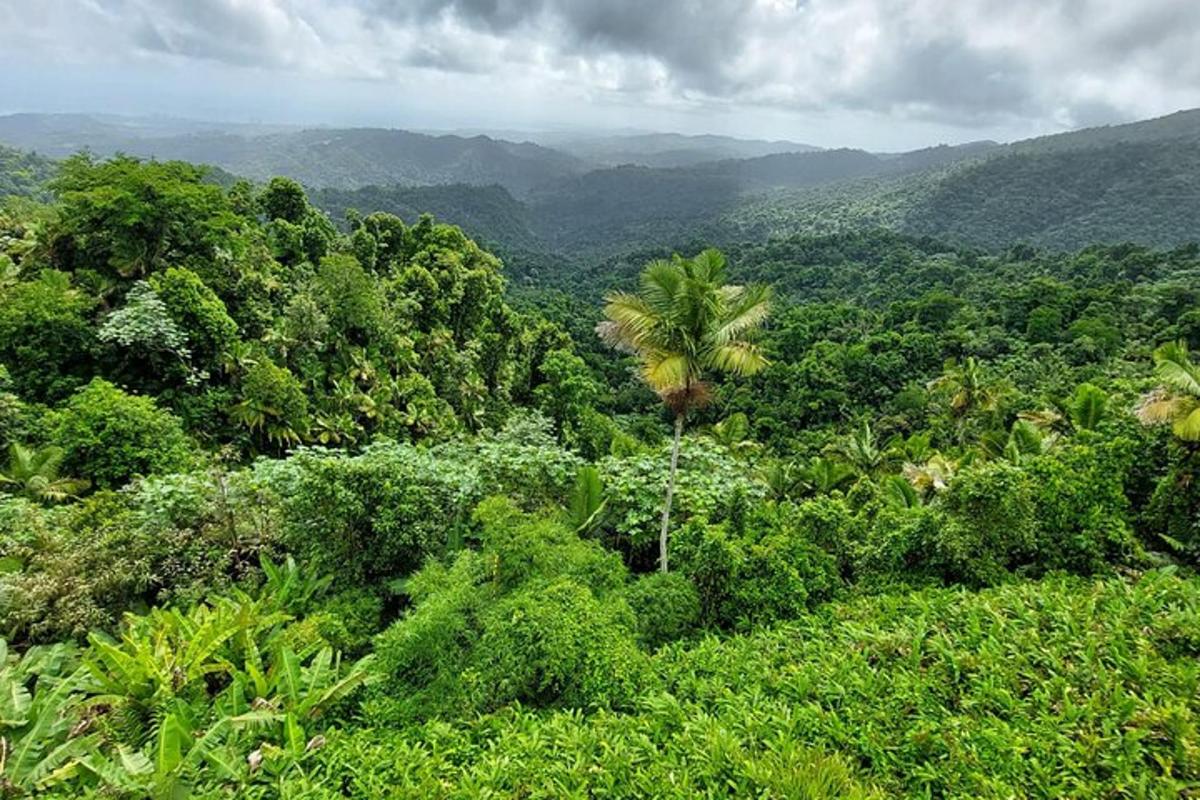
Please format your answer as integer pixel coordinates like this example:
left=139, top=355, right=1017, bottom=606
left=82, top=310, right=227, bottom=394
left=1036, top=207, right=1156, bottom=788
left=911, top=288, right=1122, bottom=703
left=853, top=504, right=948, bottom=589
left=623, top=571, right=700, bottom=649
left=932, top=460, right=1036, bottom=586
left=0, top=467, right=280, bottom=643
left=438, top=411, right=583, bottom=511
left=0, top=270, right=96, bottom=401
left=600, top=437, right=767, bottom=568
left=1024, top=434, right=1139, bottom=574
left=279, top=441, right=481, bottom=585
left=474, top=578, right=646, bottom=711
left=370, top=499, right=644, bottom=723
left=49, top=378, right=196, bottom=489
left=672, top=501, right=841, bottom=630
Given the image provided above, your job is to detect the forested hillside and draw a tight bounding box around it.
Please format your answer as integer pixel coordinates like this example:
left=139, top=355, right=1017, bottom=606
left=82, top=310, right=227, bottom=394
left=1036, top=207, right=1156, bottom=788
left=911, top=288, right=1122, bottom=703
left=2, top=150, right=1200, bottom=797
left=0, top=115, right=585, bottom=196
left=3, top=110, right=1198, bottom=265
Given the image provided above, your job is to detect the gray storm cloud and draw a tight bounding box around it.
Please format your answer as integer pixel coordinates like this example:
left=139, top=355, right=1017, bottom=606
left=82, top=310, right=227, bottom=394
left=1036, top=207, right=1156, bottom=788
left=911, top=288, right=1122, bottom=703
left=2, top=0, right=1199, bottom=136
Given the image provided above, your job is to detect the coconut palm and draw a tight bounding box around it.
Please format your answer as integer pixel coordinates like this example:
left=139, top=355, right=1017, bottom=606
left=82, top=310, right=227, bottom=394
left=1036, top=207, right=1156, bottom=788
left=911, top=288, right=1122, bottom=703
left=0, top=443, right=89, bottom=503
left=598, top=249, right=770, bottom=571
left=1136, top=340, right=1200, bottom=442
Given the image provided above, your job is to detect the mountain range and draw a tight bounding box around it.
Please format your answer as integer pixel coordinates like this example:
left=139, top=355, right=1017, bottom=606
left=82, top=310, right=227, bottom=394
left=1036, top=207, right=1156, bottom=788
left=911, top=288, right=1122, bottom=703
left=1, top=109, right=1199, bottom=280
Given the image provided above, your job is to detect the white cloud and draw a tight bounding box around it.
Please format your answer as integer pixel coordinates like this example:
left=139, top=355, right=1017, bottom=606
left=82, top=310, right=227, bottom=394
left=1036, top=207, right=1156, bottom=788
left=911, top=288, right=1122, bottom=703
left=1, top=0, right=1198, bottom=144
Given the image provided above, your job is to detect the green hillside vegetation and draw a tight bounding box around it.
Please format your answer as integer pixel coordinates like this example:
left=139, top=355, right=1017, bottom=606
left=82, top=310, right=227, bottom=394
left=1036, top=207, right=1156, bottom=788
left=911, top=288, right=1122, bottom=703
left=2, top=153, right=1200, bottom=797
left=5, top=110, right=1198, bottom=268
left=0, top=145, right=56, bottom=201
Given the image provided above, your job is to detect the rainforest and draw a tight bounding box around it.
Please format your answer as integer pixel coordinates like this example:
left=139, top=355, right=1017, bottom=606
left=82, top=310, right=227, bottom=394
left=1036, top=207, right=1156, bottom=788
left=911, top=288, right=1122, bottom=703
left=3, top=1, right=1200, bottom=796
left=0, top=138, right=1197, bottom=798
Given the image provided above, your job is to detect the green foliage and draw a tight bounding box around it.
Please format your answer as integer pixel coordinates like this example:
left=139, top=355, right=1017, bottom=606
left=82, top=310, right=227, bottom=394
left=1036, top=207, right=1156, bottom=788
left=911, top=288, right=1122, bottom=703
left=370, top=499, right=643, bottom=724
left=0, top=443, right=88, bottom=504
left=568, top=464, right=606, bottom=534
left=673, top=501, right=842, bottom=630
left=46, top=154, right=251, bottom=284
left=1138, top=340, right=1200, bottom=442
left=279, top=441, right=481, bottom=585
left=49, top=379, right=196, bottom=489
left=0, top=145, right=56, bottom=201
left=440, top=412, right=583, bottom=511
left=255, top=570, right=1200, bottom=799
left=622, top=571, right=700, bottom=649
left=148, top=266, right=239, bottom=368
left=230, top=358, right=311, bottom=448
left=599, top=437, right=767, bottom=567
left=0, top=640, right=94, bottom=794
left=1, top=577, right=372, bottom=798
left=0, top=467, right=282, bottom=644
left=0, top=270, right=96, bottom=401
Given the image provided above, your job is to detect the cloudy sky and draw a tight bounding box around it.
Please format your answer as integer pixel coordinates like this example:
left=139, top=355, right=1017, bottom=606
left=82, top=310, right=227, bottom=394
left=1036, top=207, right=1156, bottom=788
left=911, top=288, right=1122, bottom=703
left=2, top=0, right=1198, bottom=149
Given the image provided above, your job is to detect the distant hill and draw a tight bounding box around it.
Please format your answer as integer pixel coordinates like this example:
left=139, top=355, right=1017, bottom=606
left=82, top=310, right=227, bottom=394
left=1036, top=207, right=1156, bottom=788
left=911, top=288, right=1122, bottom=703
left=726, top=110, right=1200, bottom=253
left=538, top=132, right=822, bottom=168
left=0, top=114, right=586, bottom=197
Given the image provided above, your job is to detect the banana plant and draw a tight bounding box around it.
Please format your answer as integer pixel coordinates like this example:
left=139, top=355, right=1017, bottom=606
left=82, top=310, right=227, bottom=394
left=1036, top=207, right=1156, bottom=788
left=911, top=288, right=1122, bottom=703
left=0, top=640, right=96, bottom=795
left=76, top=703, right=277, bottom=800
left=84, top=595, right=291, bottom=720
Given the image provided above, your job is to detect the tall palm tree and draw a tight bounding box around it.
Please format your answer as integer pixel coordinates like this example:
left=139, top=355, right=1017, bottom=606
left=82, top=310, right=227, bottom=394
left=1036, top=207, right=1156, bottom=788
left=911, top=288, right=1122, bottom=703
left=598, top=249, right=770, bottom=572
left=0, top=443, right=89, bottom=503
left=1136, top=340, right=1200, bottom=442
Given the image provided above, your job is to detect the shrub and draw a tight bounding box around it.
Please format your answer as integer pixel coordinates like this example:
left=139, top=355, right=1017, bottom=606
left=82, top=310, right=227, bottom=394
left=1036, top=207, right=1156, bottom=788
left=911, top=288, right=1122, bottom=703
left=1024, top=434, right=1138, bottom=574
left=474, top=578, right=646, bottom=711
left=279, top=441, right=481, bottom=585
left=49, top=378, right=196, bottom=489
left=0, top=270, right=96, bottom=401
left=438, top=411, right=583, bottom=511
left=672, top=501, right=841, bottom=630
left=370, top=500, right=644, bottom=723
left=0, top=467, right=280, bottom=643
left=600, top=437, right=768, bottom=568
left=932, top=460, right=1036, bottom=586
left=623, top=571, right=701, bottom=649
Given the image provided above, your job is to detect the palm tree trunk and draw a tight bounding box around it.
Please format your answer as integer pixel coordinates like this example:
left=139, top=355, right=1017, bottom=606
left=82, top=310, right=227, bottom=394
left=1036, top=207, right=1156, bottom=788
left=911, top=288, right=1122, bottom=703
left=659, top=413, right=684, bottom=573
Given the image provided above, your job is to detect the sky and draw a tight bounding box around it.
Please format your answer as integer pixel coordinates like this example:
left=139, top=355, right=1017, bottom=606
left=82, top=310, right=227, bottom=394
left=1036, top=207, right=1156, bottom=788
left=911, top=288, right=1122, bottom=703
left=1, top=0, right=1199, bottom=150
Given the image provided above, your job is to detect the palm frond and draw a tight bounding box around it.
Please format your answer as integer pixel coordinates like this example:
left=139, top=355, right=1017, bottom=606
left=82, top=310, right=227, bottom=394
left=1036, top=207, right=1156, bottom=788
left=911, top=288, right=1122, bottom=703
left=599, top=293, right=661, bottom=351
left=1153, top=341, right=1200, bottom=397
left=690, top=248, right=727, bottom=283
left=1136, top=389, right=1183, bottom=426
left=706, top=341, right=768, bottom=377
left=712, top=283, right=771, bottom=345
left=642, top=351, right=691, bottom=395
left=1172, top=403, right=1200, bottom=442
left=639, top=260, right=685, bottom=313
